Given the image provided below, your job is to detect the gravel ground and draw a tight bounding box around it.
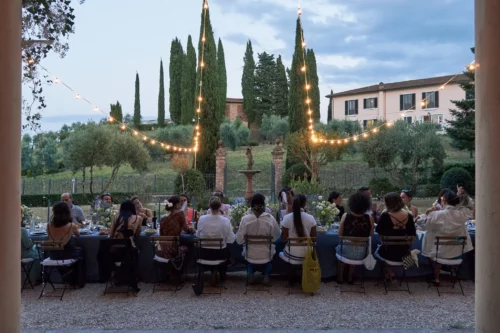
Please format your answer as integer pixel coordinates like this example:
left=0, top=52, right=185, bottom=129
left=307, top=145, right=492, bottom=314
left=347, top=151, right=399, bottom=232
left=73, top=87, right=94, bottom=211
left=21, top=276, right=475, bottom=331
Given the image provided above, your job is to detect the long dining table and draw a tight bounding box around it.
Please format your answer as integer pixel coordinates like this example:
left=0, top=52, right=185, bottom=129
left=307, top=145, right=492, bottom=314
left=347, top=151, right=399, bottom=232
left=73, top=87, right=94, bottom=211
left=30, top=230, right=475, bottom=283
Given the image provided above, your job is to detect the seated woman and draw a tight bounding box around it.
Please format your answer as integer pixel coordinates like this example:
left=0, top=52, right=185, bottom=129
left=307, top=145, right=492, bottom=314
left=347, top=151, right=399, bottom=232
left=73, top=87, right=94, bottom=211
left=206, top=191, right=231, bottom=216
left=180, top=194, right=198, bottom=226
left=336, top=192, right=374, bottom=284
left=280, top=194, right=317, bottom=263
left=157, top=196, right=196, bottom=260
left=400, top=190, right=418, bottom=217
left=328, top=191, right=345, bottom=220
left=47, top=202, right=85, bottom=287
left=109, top=200, right=143, bottom=293
left=376, top=192, right=417, bottom=280
left=236, top=193, right=281, bottom=286
left=21, top=208, right=40, bottom=285
left=418, top=190, right=474, bottom=285
left=131, top=195, right=153, bottom=226
left=278, top=186, right=296, bottom=220
left=197, top=196, right=235, bottom=284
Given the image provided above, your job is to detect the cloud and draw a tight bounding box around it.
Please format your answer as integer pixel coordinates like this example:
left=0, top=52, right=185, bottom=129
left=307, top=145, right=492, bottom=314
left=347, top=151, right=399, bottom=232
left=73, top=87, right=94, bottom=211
left=344, top=35, right=367, bottom=43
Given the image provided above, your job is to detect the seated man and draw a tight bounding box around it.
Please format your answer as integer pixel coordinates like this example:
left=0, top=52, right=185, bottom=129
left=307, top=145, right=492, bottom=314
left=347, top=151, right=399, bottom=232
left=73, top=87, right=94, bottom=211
left=61, top=192, right=85, bottom=225
left=236, top=193, right=281, bottom=286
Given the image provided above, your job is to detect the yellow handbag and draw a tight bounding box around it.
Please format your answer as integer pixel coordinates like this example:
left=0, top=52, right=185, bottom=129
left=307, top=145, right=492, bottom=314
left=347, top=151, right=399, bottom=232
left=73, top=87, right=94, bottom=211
left=302, top=237, right=321, bottom=293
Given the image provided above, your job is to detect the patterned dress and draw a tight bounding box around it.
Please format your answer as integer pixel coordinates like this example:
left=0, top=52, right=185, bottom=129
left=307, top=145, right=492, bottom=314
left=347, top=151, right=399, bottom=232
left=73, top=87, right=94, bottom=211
left=157, top=211, right=195, bottom=259
left=336, top=213, right=372, bottom=260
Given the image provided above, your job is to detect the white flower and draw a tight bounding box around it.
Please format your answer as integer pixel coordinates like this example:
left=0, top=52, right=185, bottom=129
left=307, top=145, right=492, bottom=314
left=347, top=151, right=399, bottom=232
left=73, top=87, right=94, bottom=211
left=321, top=211, right=325, bottom=216
left=166, top=202, right=173, bottom=208
left=318, top=196, right=323, bottom=201
left=312, top=201, right=317, bottom=205
left=105, top=217, right=110, bottom=222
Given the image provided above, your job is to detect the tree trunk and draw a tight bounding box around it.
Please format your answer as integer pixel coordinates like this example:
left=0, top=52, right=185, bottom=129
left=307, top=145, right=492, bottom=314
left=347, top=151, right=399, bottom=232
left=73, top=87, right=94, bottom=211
left=81, top=167, right=86, bottom=196
left=89, top=166, right=94, bottom=203
left=181, top=173, right=185, bottom=193
left=103, top=166, right=121, bottom=192
left=470, top=150, right=474, bottom=158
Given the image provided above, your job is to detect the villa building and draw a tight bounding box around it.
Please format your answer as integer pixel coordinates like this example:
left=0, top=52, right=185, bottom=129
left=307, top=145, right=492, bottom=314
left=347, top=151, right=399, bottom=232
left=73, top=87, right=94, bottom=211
left=325, top=74, right=470, bottom=129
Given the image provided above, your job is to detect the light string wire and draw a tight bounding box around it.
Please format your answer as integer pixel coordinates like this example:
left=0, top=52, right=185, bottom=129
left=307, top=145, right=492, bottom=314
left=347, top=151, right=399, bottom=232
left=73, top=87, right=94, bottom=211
left=37, top=65, right=194, bottom=153
left=313, top=60, right=476, bottom=145
left=193, top=0, right=209, bottom=153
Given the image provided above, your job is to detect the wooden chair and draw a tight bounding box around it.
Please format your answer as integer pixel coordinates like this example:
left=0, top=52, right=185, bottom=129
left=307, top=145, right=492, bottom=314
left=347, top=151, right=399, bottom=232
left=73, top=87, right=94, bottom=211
left=279, top=237, right=317, bottom=294
left=193, top=238, right=227, bottom=296
left=243, top=235, right=273, bottom=294
left=428, top=236, right=467, bottom=296
left=374, top=235, right=416, bottom=294
left=336, top=236, right=369, bottom=294
left=150, top=236, right=184, bottom=294
left=34, top=241, right=78, bottom=301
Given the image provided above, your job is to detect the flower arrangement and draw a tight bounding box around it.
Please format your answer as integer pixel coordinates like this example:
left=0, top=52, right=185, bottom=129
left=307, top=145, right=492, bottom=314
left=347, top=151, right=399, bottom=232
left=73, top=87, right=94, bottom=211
left=228, top=203, right=248, bottom=228
left=94, top=203, right=118, bottom=228
left=21, top=205, right=33, bottom=226
left=312, top=197, right=339, bottom=228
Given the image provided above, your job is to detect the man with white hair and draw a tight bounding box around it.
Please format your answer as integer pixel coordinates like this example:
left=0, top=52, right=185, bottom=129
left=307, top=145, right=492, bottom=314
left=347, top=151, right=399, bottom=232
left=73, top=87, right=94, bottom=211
left=61, top=193, right=85, bottom=225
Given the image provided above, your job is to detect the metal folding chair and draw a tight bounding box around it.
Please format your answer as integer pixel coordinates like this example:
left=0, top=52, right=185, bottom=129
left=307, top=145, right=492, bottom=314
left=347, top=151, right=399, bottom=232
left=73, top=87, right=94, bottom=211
left=279, top=237, right=317, bottom=295
left=102, top=238, right=135, bottom=296
left=193, top=238, right=226, bottom=296
left=428, top=236, right=467, bottom=296
left=336, top=236, right=369, bottom=294
left=375, top=235, right=416, bottom=294
left=244, top=235, right=273, bottom=294
left=34, top=241, right=78, bottom=301
left=150, top=236, right=185, bottom=294
left=21, top=258, right=35, bottom=292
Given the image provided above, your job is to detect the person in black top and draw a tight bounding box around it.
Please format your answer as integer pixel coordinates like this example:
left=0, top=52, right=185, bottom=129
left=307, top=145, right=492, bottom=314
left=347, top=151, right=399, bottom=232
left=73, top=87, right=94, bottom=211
left=375, top=192, right=417, bottom=280
left=328, top=191, right=345, bottom=220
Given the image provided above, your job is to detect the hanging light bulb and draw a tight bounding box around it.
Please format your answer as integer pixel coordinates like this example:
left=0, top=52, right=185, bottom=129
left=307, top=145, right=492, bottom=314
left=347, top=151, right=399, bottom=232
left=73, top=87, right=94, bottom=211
left=203, top=1, right=208, bottom=9
left=75, top=94, right=81, bottom=100
left=54, top=77, right=60, bottom=84
left=200, top=62, right=205, bottom=68
left=27, top=58, right=35, bottom=65
left=372, top=128, right=378, bottom=133
left=142, top=136, right=147, bottom=141
left=363, top=133, right=368, bottom=138
left=301, top=66, right=306, bottom=72
left=133, top=131, right=138, bottom=136
left=120, top=124, right=126, bottom=130
left=353, top=137, right=358, bottom=141
left=108, top=116, right=114, bottom=123
left=93, top=106, right=99, bottom=112
left=151, top=140, right=156, bottom=145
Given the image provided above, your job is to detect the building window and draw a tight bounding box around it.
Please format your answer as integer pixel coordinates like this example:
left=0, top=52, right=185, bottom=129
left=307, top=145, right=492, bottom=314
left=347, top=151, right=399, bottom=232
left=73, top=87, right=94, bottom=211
left=400, top=93, right=416, bottom=111
left=422, top=91, right=440, bottom=109
left=344, top=100, right=358, bottom=116
left=363, top=119, right=377, bottom=129
left=363, top=97, right=378, bottom=109
left=404, top=116, right=412, bottom=124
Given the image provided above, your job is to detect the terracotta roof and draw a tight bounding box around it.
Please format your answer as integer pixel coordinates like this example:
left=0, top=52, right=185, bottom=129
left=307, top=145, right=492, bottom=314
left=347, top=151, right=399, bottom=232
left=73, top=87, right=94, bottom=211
left=325, top=74, right=470, bottom=98
left=226, top=97, right=243, bottom=103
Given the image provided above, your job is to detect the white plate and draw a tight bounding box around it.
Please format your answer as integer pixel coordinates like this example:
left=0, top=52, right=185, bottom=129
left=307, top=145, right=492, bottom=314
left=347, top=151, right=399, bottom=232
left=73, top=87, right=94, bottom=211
left=79, top=229, right=93, bottom=235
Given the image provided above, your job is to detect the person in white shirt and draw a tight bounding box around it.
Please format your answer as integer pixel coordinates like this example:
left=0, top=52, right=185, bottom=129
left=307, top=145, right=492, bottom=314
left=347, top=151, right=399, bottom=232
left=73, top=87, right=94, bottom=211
left=280, top=194, right=317, bottom=263
left=236, top=193, right=281, bottom=285
left=196, top=196, right=235, bottom=284
left=417, top=190, right=474, bottom=286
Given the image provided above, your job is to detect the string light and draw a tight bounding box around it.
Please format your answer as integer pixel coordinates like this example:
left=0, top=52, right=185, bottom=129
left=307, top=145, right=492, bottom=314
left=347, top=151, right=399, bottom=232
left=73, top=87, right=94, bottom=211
left=37, top=65, right=196, bottom=153
left=311, top=59, right=476, bottom=145
left=28, top=58, right=35, bottom=65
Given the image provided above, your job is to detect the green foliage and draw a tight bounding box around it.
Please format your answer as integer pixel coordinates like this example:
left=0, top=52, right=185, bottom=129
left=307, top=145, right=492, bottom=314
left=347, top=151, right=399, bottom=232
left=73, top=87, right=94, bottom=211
left=359, top=120, right=446, bottom=193
left=282, top=163, right=312, bottom=186
left=289, top=178, right=324, bottom=197
left=306, top=49, right=320, bottom=122
left=247, top=140, right=259, bottom=147
left=444, top=161, right=475, bottom=178
left=158, top=59, right=166, bottom=127
left=174, top=168, right=206, bottom=202
left=217, top=38, right=227, bottom=120
left=260, top=115, right=289, bottom=143
left=254, top=52, right=277, bottom=124
left=242, top=40, right=256, bottom=124
left=21, top=193, right=134, bottom=208
left=110, top=101, right=123, bottom=123
left=133, top=73, right=141, bottom=127
left=440, top=167, right=473, bottom=193
left=368, top=178, right=399, bottom=197
left=181, top=35, right=197, bottom=125
left=123, top=114, right=133, bottom=124
left=286, top=19, right=308, bottom=169
left=169, top=38, right=185, bottom=124
left=275, top=55, right=289, bottom=117
left=220, top=121, right=249, bottom=151
left=327, top=90, right=333, bottom=122
left=446, top=48, right=475, bottom=156
left=195, top=5, right=221, bottom=174
left=151, top=125, right=194, bottom=160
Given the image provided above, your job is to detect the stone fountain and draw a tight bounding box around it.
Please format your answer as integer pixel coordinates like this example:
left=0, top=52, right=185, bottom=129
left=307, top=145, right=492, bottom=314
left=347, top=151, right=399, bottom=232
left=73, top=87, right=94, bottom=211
left=239, top=146, right=261, bottom=204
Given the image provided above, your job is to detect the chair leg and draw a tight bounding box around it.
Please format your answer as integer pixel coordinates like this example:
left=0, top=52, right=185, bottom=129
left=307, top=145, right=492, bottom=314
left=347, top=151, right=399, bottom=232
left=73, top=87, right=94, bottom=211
left=21, top=263, right=34, bottom=292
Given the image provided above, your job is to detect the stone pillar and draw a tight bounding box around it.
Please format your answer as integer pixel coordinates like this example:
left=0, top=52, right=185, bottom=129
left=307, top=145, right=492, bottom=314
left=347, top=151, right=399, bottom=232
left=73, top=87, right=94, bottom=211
left=215, top=140, right=227, bottom=192
left=476, top=1, right=500, bottom=331
left=0, top=0, right=21, bottom=332
left=272, top=139, right=284, bottom=196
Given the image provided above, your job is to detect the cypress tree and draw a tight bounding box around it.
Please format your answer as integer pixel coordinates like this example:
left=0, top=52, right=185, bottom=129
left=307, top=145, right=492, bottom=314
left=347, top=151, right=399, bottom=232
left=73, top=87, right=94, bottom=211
left=158, top=59, right=166, bottom=127
left=275, top=55, right=289, bottom=117
left=254, top=52, right=277, bottom=124
left=327, top=89, right=333, bottom=123
left=110, top=101, right=123, bottom=123
left=181, top=35, right=197, bottom=125
left=242, top=40, right=256, bottom=125
left=169, top=38, right=184, bottom=124
left=286, top=18, right=308, bottom=169
left=217, top=38, right=227, bottom=120
left=306, top=49, right=320, bottom=122
left=133, top=73, right=141, bottom=127
left=195, top=2, right=220, bottom=174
